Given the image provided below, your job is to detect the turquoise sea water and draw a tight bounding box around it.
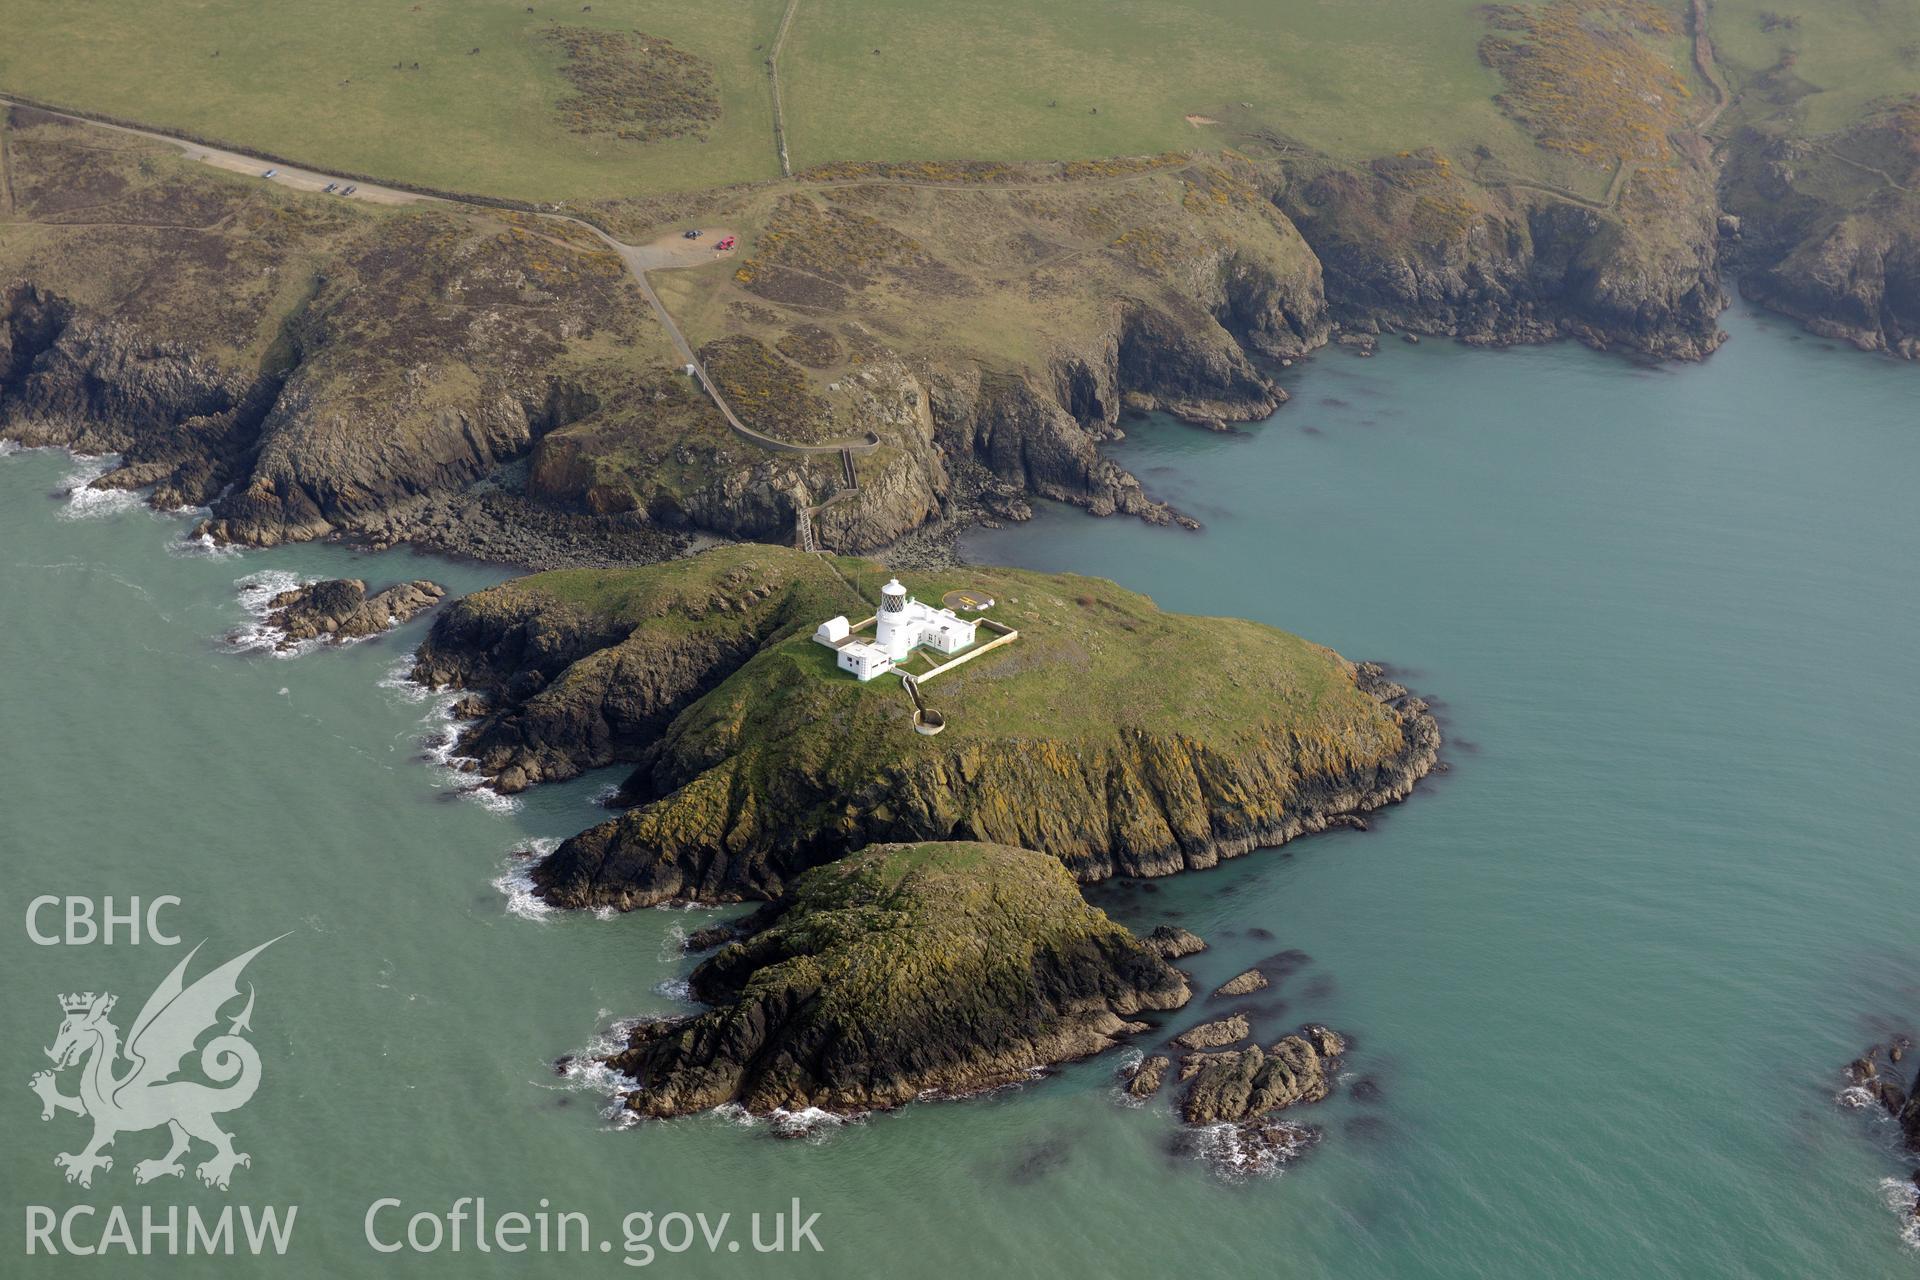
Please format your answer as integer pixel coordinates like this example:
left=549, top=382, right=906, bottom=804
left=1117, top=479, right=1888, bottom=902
left=3, top=298, right=1918, bottom=1277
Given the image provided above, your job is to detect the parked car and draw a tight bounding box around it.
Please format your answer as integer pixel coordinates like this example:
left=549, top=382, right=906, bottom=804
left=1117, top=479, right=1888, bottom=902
left=323, top=183, right=337, bottom=193
left=261, top=169, right=277, bottom=179
left=715, top=236, right=737, bottom=251
left=683, top=229, right=702, bottom=239
left=341, top=186, right=357, bottom=196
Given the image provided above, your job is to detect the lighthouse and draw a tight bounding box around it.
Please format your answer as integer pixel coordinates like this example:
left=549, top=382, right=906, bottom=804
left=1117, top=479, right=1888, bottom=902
left=812, top=576, right=983, bottom=680
left=874, top=578, right=912, bottom=660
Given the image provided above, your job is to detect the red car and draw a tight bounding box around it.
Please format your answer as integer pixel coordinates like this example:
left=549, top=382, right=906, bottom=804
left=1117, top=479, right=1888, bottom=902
left=715, top=236, right=737, bottom=251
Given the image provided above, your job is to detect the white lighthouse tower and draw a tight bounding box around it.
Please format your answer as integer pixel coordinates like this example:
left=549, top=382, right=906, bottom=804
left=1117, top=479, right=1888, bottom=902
left=874, top=578, right=912, bottom=660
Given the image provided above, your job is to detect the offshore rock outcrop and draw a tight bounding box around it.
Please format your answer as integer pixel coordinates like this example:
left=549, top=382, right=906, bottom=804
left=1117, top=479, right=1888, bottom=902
left=605, top=842, right=1190, bottom=1117
left=1175, top=1024, right=1346, bottom=1124
left=258, top=578, right=443, bottom=650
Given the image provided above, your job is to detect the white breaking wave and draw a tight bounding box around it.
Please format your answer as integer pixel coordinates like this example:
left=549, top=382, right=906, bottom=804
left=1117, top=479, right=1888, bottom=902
left=547, top=1018, right=648, bottom=1126
left=709, top=1103, right=860, bottom=1142
left=225, top=569, right=320, bottom=657
left=169, top=528, right=241, bottom=559
left=1880, top=1177, right=1920, bottom=1248
left=56, top=454, right=144, bottom=520
left=653, top=978, right=694, bottom=1004
left=387, top=671, right=523, bottom=814
left=494, top=839, right=561, bottom=919
left=767, top=1107, right=854, bottom=1140
left=1838, top=1085, right=1880, bottom=1110
left=1188, top=1121, right=1318, bottom=1181
left=1110, top=1047, right=1148, bottom=1108
left=378, top=650, right=437, bottom=704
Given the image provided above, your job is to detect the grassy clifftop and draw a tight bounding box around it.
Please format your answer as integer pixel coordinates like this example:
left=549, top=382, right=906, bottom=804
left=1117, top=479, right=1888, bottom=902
left=411, top=543, right=1438, bottom=908
left=610, top=840, right=1190, bottom=1117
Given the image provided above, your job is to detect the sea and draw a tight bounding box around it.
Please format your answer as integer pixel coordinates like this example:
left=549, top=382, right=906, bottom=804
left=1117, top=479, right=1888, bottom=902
left=2, top=296, right=1916, bottom=1277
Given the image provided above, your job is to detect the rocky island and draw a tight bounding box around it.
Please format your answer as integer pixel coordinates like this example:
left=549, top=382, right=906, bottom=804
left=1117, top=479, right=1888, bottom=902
left=410, top=543, right=1418, bottom=1138
left=411, top=544, right=1438, bottom=909
left=253, top=577, right=444, bottom=651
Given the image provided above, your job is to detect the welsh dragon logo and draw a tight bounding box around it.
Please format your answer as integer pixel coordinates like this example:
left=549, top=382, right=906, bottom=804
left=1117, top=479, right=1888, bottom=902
left=29, top=937, right=283, bottom=1191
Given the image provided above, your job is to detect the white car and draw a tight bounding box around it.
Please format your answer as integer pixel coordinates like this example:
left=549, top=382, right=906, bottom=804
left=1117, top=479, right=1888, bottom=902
left=261, top=168, right=277, bottom=179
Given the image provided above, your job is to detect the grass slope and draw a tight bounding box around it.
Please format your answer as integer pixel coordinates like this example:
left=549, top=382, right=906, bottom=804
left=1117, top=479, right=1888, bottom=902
left=1712, top=0, right=1920, bottom=135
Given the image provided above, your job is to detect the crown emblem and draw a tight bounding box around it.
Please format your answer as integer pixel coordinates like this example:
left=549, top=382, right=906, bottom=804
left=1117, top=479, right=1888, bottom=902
left=59, top=992, right=114, bottom=1015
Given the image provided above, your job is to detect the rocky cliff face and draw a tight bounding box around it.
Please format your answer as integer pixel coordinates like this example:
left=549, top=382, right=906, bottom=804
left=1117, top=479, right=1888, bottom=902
left=538, top=669, right=1436, bottom=910
left=1272, top=152, right=1725, bottom=359
left=1721, top=103, right=1920, bottom=360
left=606, top=842, right=1190, bottom=1117
left=12, top=95, right=1856, bottom=572
left=411, top=545, right=864, bottom=791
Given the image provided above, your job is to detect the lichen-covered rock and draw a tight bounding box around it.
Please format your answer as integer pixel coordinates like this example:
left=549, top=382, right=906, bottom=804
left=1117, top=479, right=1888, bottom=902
left=1177, top=1024, right=1346, bottom=1125
left=606, top=841, right=1190, bottom=1117
left=1173, top=1013, right=1251, bottom=1050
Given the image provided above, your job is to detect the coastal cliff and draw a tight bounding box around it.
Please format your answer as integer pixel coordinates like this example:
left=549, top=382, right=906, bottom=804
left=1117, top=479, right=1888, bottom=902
left=410, top=545, right=1439, bottom=909
left=607, top=841, right=1190, bottom=1117
left=1721, top=100, right=1920, bottom=360
left=0, top=96, right=1789, bottom=573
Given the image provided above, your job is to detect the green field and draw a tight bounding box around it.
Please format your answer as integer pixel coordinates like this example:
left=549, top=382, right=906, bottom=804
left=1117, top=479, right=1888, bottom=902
left=1710, top=0, right=1920, bottom=134
left=780, top=0, right=1549, bottom=174
left=0, top=0, right=788, bottom=199
left=0, top=0, right=1694, bottom=201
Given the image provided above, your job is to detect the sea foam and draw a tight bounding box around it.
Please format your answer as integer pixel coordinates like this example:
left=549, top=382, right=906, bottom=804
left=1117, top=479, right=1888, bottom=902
left=226, top=569, right=319, bottom=656
left=56, top=454, right=144, bottom=520
left=493, top=839, right=561, bottom=919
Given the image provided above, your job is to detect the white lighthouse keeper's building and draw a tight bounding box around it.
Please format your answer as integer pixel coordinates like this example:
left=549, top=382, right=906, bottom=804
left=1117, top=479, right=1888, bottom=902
left=873, top=578, right=975, bottom=660
left=813, top=578, right=979, bottom=680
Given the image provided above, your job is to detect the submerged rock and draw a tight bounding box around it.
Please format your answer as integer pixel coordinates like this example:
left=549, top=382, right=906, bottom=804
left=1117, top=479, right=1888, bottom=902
left=1212, top=968, right=1269, bottom=998
left=606, top=842, right=1190, bottom=1118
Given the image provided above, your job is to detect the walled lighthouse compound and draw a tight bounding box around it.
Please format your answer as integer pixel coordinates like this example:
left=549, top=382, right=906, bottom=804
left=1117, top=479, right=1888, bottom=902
left=813, top=578, right=1017, bottom=683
